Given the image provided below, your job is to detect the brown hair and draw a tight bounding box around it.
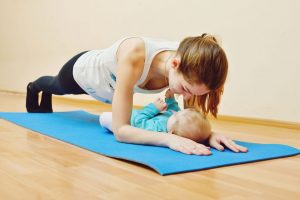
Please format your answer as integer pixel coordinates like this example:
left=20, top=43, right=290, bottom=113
left=176, top=33, right=228, bottom=117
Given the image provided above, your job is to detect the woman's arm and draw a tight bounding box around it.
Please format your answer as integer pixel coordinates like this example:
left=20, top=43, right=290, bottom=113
left=111, top=38, right=211, bottom=155
left=112, top=38, right=168, bottom=145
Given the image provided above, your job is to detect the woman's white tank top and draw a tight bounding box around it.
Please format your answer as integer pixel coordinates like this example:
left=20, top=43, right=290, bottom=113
left=73, top=37, right=179, bottom=103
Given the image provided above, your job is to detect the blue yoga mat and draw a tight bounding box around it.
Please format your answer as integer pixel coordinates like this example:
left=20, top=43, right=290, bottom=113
left=0, top=110, right=299, bottom=175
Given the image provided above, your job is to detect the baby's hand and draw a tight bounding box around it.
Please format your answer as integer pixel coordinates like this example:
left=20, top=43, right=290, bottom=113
left=153, top=98, right=167, bottom=111
left=165, top=89, right=174, bottom=99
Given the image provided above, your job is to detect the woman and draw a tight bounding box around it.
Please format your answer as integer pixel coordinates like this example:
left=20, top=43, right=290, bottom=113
left=26, top=33, right=248, bottom=155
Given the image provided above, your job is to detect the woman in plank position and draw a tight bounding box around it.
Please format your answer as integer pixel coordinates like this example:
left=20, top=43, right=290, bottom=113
left=26, top=33, right=248, bottom=155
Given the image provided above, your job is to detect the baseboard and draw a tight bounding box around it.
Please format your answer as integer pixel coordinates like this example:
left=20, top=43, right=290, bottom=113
left=1, top=90, right=299, bottom=130
left=207, top=115, right=300, bottom=130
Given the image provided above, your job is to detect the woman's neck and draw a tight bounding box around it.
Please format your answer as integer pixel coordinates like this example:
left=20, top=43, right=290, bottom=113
left=151, top=50, right=176, bottom=81
left=138, top=50, right=176, bottom=90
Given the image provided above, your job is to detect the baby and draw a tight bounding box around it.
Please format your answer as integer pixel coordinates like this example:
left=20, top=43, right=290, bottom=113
left=100, top=90, right=212, bottom=143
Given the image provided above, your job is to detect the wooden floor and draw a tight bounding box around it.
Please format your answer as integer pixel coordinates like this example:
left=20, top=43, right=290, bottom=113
left=0, top=92, right=299, bottom=200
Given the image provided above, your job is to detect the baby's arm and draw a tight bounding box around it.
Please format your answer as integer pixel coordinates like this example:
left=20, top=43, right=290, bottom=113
left=131, top=98, right=166, bottom=130
left=165, top=98, right=180, bottom=112
left=132, top=103, right=160, bottom=122
left=164, top=89, right=180, bottom=112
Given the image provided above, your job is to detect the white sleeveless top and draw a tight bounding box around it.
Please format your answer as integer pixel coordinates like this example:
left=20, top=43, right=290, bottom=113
left=73, top=37, right=179, bottom=103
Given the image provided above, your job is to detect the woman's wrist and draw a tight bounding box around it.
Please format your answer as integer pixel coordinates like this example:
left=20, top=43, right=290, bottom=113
left=161, top=132, right=175, bottom=147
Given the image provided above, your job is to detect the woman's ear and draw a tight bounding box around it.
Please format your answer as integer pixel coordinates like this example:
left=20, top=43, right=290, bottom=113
left=171, top=57, right=180, bottom=70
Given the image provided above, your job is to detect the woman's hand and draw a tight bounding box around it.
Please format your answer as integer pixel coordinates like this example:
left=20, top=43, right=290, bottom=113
left=166, top=133, right=211, bottom=155
left=208, top=132, right=248, bottom=152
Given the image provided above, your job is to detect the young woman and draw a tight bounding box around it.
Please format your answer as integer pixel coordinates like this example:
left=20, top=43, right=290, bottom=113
left=26, top=34, right=248, bottom=155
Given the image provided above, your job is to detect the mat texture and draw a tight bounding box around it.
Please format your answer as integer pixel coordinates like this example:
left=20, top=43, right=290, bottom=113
left=0, top=110, right=299, bottom=175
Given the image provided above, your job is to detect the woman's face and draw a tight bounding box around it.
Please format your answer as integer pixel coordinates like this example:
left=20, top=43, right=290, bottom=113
left=168, top=68, right=210, bottom=100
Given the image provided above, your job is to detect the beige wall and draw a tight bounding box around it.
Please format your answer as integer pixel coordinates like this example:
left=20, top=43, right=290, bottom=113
left=0, top=0, right=299, bottom=123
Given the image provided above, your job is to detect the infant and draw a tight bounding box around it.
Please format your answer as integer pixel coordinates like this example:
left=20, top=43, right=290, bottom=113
left=100, top=90, right=212, bottom=143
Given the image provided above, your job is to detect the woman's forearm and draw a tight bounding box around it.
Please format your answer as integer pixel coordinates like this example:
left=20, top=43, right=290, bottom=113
left=114, top=124, right=170, bottom=147
left=114, top=124, right=213, bottom=155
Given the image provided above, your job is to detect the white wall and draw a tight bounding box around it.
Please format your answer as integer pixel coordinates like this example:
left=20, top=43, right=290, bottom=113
left=0, top=0, right=299, bottom=123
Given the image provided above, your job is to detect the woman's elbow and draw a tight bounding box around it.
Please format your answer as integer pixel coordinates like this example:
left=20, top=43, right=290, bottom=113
left=112, top=125, right=128, bottom=142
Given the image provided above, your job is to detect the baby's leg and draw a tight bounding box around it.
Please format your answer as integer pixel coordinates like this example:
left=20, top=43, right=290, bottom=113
left=99, top=112, right=113, bottom=132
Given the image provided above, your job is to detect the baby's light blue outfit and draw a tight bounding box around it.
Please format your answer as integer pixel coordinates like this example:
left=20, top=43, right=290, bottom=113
left=130, top=97, right=180, bottom=132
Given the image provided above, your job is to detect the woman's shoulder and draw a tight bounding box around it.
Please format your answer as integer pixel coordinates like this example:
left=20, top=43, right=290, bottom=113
left=118, top=37, right=145, bottom=53
left=117, top=37, right=145, bottom=64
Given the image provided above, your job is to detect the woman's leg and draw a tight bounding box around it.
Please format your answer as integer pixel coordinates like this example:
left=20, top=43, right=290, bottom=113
left=99, top=112, right=113, bottom=132
left=26, top=51, right=88, bottom=113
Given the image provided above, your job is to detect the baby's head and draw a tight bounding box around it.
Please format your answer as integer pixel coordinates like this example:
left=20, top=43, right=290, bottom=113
left=167, top=108, right=211, bottom=143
